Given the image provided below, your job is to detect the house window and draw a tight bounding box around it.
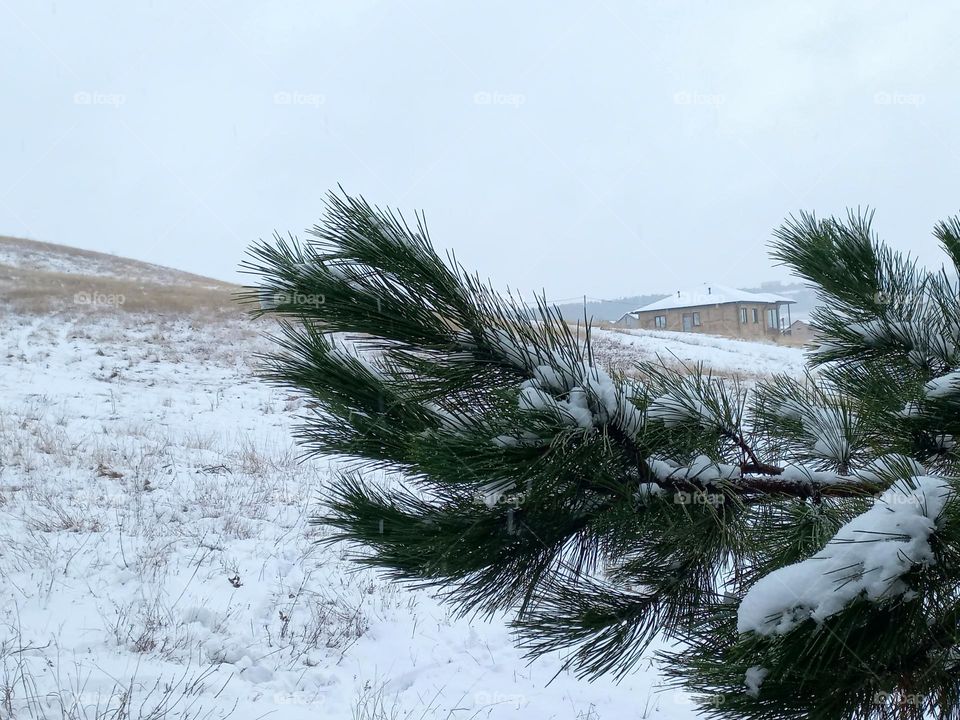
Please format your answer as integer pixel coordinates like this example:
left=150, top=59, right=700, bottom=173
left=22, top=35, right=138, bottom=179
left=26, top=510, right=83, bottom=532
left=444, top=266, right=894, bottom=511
left=739, top=308, right=747, bottom=324
left=654, top=315, right=667, bottom=329
left=692, top=312, right=701, bottom=327
left=752, top=308, right=759, bottom=324
left=767, top=308, right=778, bottom=329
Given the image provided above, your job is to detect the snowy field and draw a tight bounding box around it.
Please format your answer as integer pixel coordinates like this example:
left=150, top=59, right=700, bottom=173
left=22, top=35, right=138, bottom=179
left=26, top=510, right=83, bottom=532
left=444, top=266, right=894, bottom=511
left=591, top=327, right=808, bottom=379
left=0, top=299, right=807, bottom=719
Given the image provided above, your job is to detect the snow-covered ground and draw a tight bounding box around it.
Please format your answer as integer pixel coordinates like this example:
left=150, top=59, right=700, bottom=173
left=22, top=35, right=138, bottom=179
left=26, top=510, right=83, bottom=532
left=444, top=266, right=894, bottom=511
left=592, top=327, right=808, bottom=378
left=0, top=300, right=809, bottom=719
left=0, top=308, right=721, bottom=720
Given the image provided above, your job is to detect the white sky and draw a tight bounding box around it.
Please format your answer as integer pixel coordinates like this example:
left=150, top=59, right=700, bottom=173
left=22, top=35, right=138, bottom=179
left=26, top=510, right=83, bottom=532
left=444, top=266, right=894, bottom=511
left=2, top=1, right=959, bottom=300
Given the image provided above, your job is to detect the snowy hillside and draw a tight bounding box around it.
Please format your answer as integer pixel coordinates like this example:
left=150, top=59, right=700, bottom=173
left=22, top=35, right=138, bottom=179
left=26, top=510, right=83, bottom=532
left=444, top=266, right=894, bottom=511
left=0, top=236, right=230, bottom=288
left=0, top=236, right=237, bottom=316
left=0, top=245, right=810, bottom=719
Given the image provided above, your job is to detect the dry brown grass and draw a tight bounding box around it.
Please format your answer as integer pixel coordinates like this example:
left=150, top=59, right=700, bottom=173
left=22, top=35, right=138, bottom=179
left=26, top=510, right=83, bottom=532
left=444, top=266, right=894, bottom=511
left=0, top=235, right=245, bottom=317
left=0, top=265, right=243, bottom=316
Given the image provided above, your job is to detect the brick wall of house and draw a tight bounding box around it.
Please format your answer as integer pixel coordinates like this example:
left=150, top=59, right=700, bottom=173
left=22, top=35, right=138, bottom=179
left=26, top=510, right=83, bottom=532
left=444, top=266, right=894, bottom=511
left=631, top=302, right=786, bottom=340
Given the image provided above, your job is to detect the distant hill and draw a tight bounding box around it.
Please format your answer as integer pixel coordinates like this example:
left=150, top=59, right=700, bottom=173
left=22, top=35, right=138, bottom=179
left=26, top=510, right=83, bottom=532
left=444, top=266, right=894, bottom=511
left=0, top=235, right=240, bottom=315
left=550, top=293, right=668, bottom=323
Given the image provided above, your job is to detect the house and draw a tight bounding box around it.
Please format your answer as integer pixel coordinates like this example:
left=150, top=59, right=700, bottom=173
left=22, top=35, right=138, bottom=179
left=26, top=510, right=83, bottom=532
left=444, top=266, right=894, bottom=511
left=615, top=283, right=796, bottom=341
left=787, top=319, right=817, bottom=344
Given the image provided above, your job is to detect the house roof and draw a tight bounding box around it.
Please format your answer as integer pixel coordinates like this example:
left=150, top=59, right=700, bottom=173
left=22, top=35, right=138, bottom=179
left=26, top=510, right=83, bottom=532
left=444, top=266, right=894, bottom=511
left=630, top=283, right=795, bottom=313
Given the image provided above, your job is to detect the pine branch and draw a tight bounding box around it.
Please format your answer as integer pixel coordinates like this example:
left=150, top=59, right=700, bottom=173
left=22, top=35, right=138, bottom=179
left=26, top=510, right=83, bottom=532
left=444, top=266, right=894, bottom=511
left=934, top=216, right=960, bottom=276
left=244, top=194, right=960, bottom=717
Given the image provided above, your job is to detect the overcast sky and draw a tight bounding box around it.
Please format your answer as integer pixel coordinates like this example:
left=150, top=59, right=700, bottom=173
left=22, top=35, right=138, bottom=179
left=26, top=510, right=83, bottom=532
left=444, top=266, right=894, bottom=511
left=3, top=1, right=960, bottom=301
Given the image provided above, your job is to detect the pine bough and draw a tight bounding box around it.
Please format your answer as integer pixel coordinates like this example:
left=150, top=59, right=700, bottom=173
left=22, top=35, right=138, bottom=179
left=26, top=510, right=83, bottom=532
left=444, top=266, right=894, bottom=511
left=242, top=195, right=960, bottom=720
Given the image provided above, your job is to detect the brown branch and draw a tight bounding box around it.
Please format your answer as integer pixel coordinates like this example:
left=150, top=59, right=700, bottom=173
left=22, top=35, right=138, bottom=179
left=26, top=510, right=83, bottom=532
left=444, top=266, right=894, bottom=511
left=721, top=428, right=784, bottom=476
left=657, top=473, right=882, bottom=500
left=740, top=461, right=786, bottom=476
left=734, top=474, right=881, bottom=499
left=606, top=422, right=880, bottom=501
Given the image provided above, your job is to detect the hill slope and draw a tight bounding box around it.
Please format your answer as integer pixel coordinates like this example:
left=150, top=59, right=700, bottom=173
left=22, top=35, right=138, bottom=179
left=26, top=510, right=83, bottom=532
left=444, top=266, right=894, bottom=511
left=0, top=235, right=240, bottom=315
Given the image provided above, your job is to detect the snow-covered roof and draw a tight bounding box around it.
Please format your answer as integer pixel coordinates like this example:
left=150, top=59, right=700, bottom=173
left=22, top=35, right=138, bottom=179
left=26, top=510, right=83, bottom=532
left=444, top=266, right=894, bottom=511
left=630, top=284, right=795, bottom=314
